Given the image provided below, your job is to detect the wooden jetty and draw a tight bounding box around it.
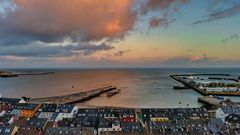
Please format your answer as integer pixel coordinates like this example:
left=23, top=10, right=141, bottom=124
left=29, top=86, right=117, bottom=104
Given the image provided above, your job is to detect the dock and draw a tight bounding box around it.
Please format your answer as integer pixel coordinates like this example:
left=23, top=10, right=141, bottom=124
left=170, top=75, right=208, bottom=95
left=29, top=86, right=117, bottom=104
left=198, top=96, right=221, bottom=106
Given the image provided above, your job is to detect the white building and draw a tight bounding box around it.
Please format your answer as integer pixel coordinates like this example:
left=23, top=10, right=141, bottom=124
left=216, top=106, right=240, bottom=122
left=98, top=118, right=122, bottom=135
left=55, top=104, right=78, bottom=121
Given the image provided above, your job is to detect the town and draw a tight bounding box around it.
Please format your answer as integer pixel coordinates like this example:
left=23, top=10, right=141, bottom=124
left=1, top=96, right=240, bottom=135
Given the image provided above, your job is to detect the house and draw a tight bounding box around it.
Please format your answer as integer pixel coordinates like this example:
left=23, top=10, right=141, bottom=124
left=36, top=104, right=57, bottom=120
left=12, top=118, right=27, bottom=130
left=55, top=104, right=78, bottom=121
left=58, top=118, right=75, bottom=127
left=0, top=125, right=4, bottom=134
left=98, top=118, right=122, bottom=135
left=46, top=127, right=96, bottom=135
left=80, top=117, right=99, bottom=129
left=225, top=114, right=240, bottom=127
left=26, top=118, right=48, bottom=131
left=98, top=108, right=136, bottom=119
left=10, top=103, right=41, bottom=118
left=17, top=129, right=43, bottom=135
left=216, top=106, right=240, bottom=122
left=3, top=125, right=18, bottom=135
left=8, top=115, right=19, bottom=124
left=122, top=116, right=136, bottom=123
left=0, top=114, right=19, bottom=125
left=121, top=121, right=145, bottom=134
left=77, top=108, right=99, bottom=118
left=209, top=118, right=226, bottom=135
left=0, top=98, right=20, bottom=112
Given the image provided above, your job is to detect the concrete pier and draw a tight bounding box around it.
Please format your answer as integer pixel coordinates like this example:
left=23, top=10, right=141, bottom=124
left=198, top=96, right=221, bottom=106
left=29, top=86, right=117, bottom=104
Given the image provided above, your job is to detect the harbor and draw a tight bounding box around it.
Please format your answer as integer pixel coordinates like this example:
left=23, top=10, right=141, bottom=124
left=170, top=74, right=240, bottom=96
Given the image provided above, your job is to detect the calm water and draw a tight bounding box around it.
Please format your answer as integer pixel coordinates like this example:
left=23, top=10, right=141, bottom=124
left=0, top=68, right=240, bottom=108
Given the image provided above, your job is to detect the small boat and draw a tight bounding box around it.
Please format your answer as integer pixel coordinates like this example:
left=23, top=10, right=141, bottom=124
left=214, top=96, right=225, bottom=100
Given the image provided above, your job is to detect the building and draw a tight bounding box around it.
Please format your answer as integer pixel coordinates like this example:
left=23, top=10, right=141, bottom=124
left=26, top=118, right=48, bottom=131
left=225, top=114, right=240, bottom=127
left=82, top=117, right=99, bottom=130
left=142, top=108, right=209, bottom=123
left=46, top=127, right=96, bottom=135
left=77, top=108, right=99, bottom=119
left=0, top=98, right=20, bottom=112
left=55, top=104, right=78, bottom=121
left=98, top=108, right=136, bottom=119
left=0, top=125, right=18, bottom=135
left=121, top=121, right=145, bottom=134
left=10, top=103, right=41, bottom=118
left=12, top=118, right=27, bottom=130
left=216, top=106, right=240, bottom=122
left=98, top=118, right=122, bottom=135
left=36, top=104, right=58, bottom=120
left=150, top=119, right=210, bottom=135
left=0, top=114, right=19, bottom=125
left=17, top=129, right=43, bottom=135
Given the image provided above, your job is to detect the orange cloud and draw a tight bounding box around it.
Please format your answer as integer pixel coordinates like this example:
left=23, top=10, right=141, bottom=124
left=3, top=0, right=136, bottom=43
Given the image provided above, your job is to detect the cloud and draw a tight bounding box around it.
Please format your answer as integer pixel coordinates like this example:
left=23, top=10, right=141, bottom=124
left=140, top=0, right=188, bottom=29
left=193, top=4, right=240, bottom=25
left=222, top=34, right=239, bottom=43
left=140, top=0, right=189, bottom=14
left=114, top=50, right=130, bottom=56
left=149, top=16, right=176, bottom=28
left=0, top=42, right=114, bottom=57
left=0, top=0, right=16, bottom=18
left=160, top=54, right=219, bottom=66
left=0, top=0, right=192, bottom=59
left=0, top=55, right=26, bottom=62
left=0, top=0, right=136, bottom=45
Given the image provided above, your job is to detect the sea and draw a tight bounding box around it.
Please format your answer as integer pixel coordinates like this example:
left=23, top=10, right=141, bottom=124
left=0, top=68, right=240, bottom=108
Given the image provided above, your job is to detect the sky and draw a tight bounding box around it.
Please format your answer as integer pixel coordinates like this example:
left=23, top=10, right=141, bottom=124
left=0, top=0, right=240, bottom=68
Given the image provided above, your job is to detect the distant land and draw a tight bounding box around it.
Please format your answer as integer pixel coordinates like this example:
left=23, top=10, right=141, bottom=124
left=0, top=70, right=54, bottom=78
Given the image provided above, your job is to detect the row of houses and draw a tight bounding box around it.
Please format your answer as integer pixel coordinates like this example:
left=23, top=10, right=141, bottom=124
left=1, top=97, right=240, bottom=134
left=141, top=107, right=210, bottom=123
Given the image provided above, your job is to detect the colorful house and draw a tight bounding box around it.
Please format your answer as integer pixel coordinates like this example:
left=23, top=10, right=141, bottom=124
left=10, top=103, right=41, bottom=118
